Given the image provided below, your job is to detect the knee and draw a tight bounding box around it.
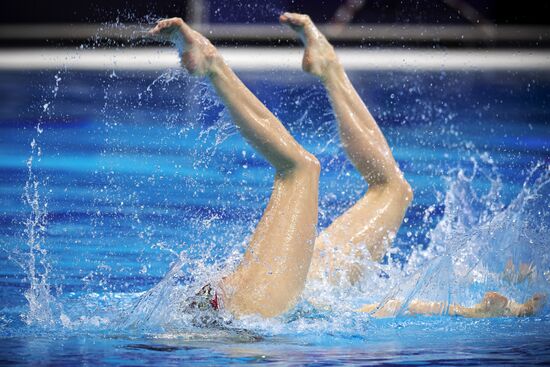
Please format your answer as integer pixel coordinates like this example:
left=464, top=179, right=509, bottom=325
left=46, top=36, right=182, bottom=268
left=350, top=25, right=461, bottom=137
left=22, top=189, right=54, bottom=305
left=294, top=152, right=321, bottom=177
left=400, top=178, right=414, bottom=204
left=387, top=176, right=413, bottom=205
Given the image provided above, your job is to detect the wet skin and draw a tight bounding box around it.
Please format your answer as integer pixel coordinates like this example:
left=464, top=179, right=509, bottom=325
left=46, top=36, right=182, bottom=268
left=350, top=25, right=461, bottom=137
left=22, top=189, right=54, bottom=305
left=148, top=15, right=545, bottom=319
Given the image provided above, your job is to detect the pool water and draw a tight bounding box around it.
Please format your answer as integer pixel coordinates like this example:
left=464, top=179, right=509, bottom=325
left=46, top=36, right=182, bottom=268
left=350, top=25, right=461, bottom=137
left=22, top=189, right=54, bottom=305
left=0, top=67, right=549, bottom=365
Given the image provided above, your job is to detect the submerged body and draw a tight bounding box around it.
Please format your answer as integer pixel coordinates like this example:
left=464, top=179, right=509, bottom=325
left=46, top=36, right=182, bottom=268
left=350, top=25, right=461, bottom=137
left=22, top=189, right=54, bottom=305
left=148, top=15, right=545, bottom=319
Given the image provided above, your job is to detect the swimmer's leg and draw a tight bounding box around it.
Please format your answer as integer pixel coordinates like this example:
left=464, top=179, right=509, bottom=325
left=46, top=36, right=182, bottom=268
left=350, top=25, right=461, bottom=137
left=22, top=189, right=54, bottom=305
left=281, top=13, right=412, bottom=284
left=357, top=292, right=546, bottom=318
left=150, top=18, right=320, bottom=318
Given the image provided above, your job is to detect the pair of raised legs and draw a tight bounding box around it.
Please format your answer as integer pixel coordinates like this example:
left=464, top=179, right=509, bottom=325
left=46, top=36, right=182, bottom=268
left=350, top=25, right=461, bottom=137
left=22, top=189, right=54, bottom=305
left=148, top=14, right=544, bottom=319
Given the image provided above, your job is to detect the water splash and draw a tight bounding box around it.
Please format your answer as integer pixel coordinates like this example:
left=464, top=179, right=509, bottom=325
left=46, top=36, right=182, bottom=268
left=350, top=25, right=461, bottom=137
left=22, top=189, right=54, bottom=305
left=6, top=26, right=548, bottom=338
left=302, top=158, right=549, bottom=322
left=13, top=72, right=64, bottom=326
left=100, top=156, right=548, bottom=338
left=118, top=244, right=238, bottom=334
left=404, top=161, right=550, bottom=309
left=14, top=67, right=549, bottom=333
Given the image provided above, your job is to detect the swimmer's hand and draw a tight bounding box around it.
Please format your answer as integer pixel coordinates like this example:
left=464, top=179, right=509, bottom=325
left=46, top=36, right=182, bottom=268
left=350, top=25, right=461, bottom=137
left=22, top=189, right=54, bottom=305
left=502, top=258, right=536, bottom=285
left=147, top=18, right=221, bottom=76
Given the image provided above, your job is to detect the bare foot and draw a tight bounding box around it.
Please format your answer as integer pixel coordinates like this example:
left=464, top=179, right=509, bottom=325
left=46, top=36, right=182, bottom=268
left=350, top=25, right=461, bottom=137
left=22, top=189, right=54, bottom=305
left=279, top=12, right=339, bottom=78
left=148, top=17, right=220, bottom=76
left=474, top=291, right=546, bottom=317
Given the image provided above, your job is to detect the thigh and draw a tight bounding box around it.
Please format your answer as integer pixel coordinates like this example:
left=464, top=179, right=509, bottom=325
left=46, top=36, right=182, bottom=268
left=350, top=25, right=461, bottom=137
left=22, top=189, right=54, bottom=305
left=221, top=167, right=319, bottom=317
left=309, top=182, right=412, bottom=285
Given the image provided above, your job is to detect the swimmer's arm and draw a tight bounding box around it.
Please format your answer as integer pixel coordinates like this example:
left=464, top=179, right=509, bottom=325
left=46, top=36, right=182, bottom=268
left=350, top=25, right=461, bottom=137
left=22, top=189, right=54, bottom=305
left=357, top=292, right=546, bottom=318
left=356, top=300, right=475, bottom=318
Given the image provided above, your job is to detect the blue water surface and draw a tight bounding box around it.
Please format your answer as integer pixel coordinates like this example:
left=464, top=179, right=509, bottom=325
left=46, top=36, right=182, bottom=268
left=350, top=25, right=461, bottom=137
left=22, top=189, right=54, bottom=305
left=0, top=67, right=549, bottom=365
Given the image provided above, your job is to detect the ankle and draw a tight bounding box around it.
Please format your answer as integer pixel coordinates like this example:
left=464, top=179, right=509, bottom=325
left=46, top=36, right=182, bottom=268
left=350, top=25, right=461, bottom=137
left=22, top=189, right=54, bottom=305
left=181, top=43, right=223, bottom=77
left=204, top=47, right=223, bottom=74
left=319, top=60, right=345, bottom=83
left=205, top=53, right=227, bottom=77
